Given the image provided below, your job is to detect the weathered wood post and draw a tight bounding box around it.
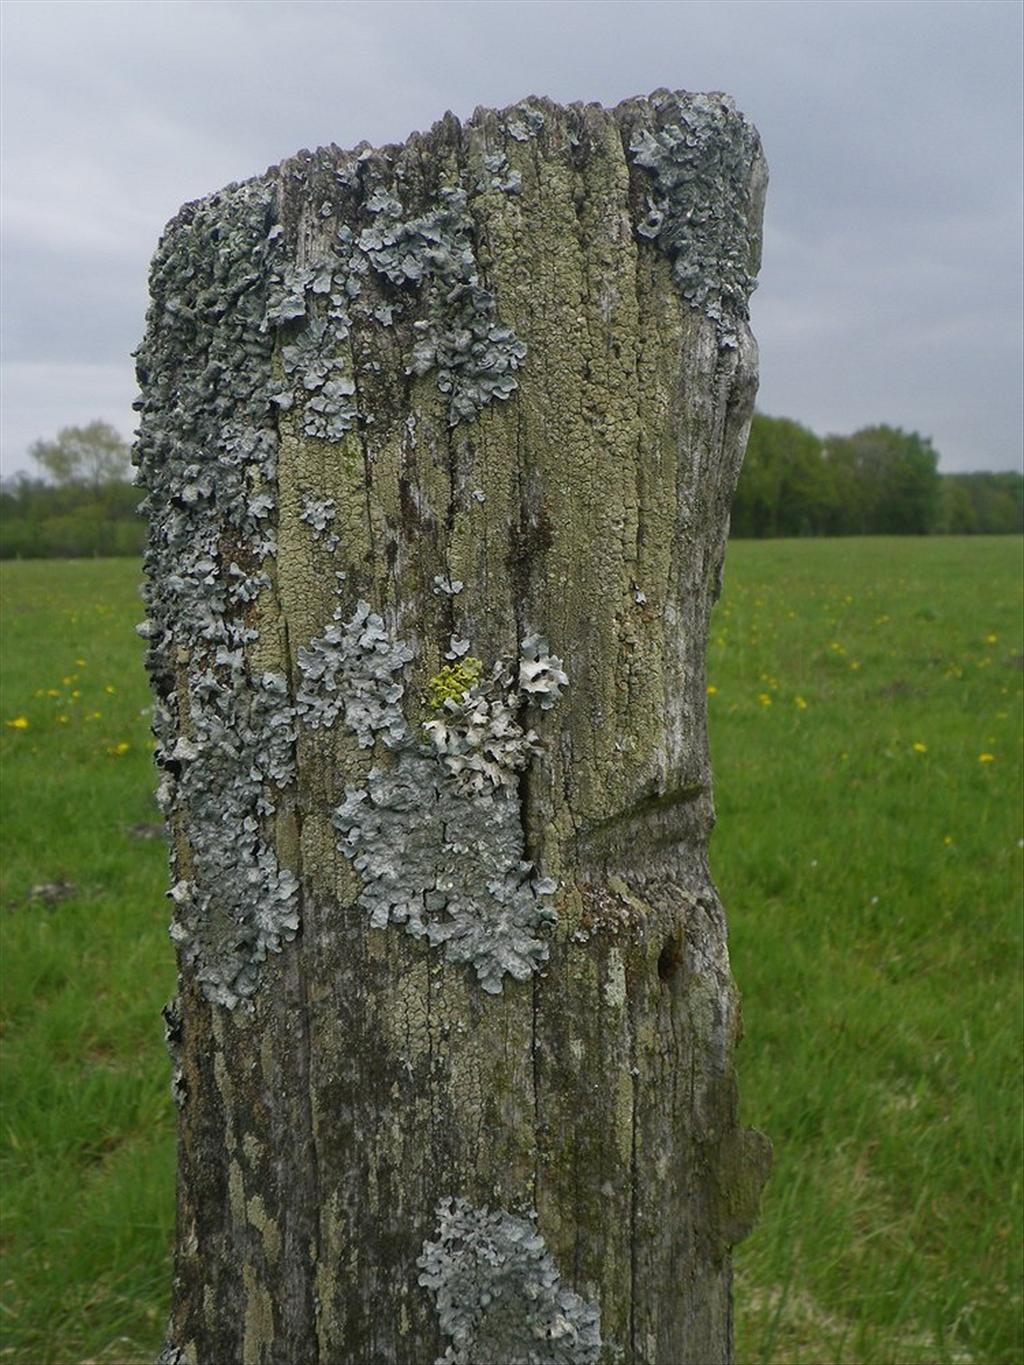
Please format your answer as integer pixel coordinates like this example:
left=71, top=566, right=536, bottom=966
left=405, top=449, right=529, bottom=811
left=137, top=89, right=770, bottom=1365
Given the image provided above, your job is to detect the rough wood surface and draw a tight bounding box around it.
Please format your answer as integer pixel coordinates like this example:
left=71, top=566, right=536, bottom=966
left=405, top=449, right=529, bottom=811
left=137, top=89, right=770, bottom=1365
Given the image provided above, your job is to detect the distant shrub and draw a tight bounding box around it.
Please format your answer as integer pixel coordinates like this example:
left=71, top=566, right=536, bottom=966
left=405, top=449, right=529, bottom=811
left=731, top=414, right=1022, bottom=538
left=0, top=478, right=145, bottom=559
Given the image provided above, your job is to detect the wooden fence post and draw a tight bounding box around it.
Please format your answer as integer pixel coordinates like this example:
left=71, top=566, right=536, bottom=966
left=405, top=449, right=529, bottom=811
left=137, top=89, right=770, bottom=1365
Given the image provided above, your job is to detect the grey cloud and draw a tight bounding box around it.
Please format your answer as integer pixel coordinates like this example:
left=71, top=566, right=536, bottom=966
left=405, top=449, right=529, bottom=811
left=1, top=0, right=1021, bottom=476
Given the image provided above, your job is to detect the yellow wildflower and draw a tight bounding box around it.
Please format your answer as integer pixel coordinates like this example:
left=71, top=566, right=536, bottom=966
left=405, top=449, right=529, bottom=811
left=913, top=742, right=927, bottom=753
left=5, top=716, right=29, bottom=730
left=104, top=685, right=117, bottom=694
left=985, top=634, right=998, bottom=644
left=758, top=693, right=773, bottom=707
left=794, top=696, right=808, bottom=710
left=978, top=753, right=995, bottom=763
left=706, top=685, right=717, bottom=696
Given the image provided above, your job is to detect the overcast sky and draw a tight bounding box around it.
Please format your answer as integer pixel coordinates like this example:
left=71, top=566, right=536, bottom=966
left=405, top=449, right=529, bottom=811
left=2, top=0, right=1022, bottom=477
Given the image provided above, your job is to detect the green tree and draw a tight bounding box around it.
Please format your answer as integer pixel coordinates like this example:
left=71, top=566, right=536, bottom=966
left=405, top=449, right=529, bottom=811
left=823, top=426, right=940, bottom=535
left=938, top=478, right=979, bottom=533
left=29, top=420, right=131, bottom=489
left=1, top=422, right=145, bottom=558
left=963, top=471, right=1024, bottom=533
left=732, top=414, right=830, bottom=537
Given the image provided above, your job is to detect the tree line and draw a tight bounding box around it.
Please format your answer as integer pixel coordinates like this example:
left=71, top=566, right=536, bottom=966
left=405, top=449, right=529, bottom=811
left=1, top=422, right=145, bottom=559
left=0, top=416, right=1020, bottom=559
left=732, top=415, right=1023, bottom=538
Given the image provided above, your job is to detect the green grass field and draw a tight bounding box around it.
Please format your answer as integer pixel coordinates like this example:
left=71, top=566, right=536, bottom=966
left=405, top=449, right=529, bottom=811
left=2, top=540, right=1021, bottom=1365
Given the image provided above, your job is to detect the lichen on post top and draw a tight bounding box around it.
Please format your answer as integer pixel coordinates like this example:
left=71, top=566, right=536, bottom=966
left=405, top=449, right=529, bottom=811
left=624, top=88, right=765, bottom=348
left=132, top=112, right=556, bottom=1008
left=135, top=88, right=765, bottom=1010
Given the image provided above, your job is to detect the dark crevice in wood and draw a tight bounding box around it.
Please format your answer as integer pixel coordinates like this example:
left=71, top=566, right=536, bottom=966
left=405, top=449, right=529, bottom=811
left=657, top=934, right=684, bottom=983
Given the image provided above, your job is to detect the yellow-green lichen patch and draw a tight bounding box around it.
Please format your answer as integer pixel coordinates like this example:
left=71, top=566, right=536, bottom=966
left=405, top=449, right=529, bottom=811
left=423, top=657, right=484, bottom=710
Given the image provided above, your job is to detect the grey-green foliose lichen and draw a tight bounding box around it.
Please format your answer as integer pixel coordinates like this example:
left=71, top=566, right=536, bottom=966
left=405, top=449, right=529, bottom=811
left=297, top=596, right=566, bottom=993
left=423, top=635, right=567, bottom=793
left=418, top=1197, right=601, bottom=1365
left=627, top=90, right=760, bottom=348
left=273, top=170, right=526, bottom=434
left=278, top=314, right=359, bottom=440
left=364, top=185, right=526, bottom=424
left=296, top=600, right=413, bottom=745
left=299, top=491, right=340, bottom=551
left=505, top=102, right=547, bottom=143
left=134, top=180, right=302, bottom=1011
left=335, top=746, right=555, bottom=994
left=164, top=667, right=298, bottom=1007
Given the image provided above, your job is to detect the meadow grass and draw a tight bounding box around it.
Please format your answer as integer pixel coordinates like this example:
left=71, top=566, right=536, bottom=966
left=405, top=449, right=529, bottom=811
left=1, top=561, right=175, bottom=1364
left=1, top=540, right=1021, bottom=1365
left=713, top=538, right=1023, bottom=1365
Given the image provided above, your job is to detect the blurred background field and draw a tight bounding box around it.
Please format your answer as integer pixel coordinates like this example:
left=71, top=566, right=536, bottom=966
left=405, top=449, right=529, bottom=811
left=1, top=539, right=1021, bottom=1365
